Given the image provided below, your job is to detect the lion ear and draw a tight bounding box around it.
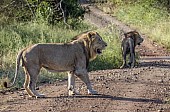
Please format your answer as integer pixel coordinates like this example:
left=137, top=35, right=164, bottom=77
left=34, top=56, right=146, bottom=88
left=133, top=31, right=139, bottom=36
left=124, top=32, right=134, bottom=38
left=88, top=31, right=95, bottom=38
left=124, top=33, right=127, bottom=37
left=124, top=33, right=131, bottom=38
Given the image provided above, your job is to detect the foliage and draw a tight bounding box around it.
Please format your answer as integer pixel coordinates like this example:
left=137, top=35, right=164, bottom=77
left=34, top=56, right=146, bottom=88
left=108, top=0, right=170, bottom=8
left=89, top=27, right=122, bottom=71
left=0, top=20, right=122, bottom=88
left=0, top=0, right=85, bottom=27
left=0, top=0, right=123, bottom=89
left=111, top=0, right=170, bottom=49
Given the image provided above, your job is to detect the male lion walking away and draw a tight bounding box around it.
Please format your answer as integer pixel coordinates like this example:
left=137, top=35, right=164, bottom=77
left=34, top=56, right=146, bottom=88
left=4, top=31, right=107, bottom=98
left=120, top=31, right=143, bottom=68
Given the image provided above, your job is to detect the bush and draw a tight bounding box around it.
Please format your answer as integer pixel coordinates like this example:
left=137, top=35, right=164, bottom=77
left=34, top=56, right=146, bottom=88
left=0, top=21, right=122, bottom=88
left=89, top=27, right=122, bottom=71
left=112, top=0, right=170, bottom=49
left=0, top=0, right=85, bottom=27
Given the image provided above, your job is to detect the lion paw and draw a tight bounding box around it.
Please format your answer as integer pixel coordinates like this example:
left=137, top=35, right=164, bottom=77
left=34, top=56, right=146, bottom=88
left=36, top=94, right=45, bottom=98
left=68, top=90, right=80, bottom=96
left=88, top=89, right=98, bottom=95
left=120, top=64, right=126, bottom=69
left=28, top=94, right=45, bottom=99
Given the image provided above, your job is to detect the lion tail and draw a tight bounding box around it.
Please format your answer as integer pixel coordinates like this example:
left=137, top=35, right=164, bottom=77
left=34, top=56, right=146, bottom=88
left=4, top=49, right=24, bottom=88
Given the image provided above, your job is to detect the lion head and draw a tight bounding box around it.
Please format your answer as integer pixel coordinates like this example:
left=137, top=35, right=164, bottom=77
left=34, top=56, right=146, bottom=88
left=124, top=31, right=144, bottom=46
left=72, top=31, right=107, bottom=61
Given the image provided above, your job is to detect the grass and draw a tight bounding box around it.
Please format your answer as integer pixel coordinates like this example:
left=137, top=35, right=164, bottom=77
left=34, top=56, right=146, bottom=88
left=112, top=1, right=170, bottom=49
left=103, top=0, right=170, bottom=101
left=0, top=20, right=122, bottom=89
left=89, top=26, right=122, bottom=71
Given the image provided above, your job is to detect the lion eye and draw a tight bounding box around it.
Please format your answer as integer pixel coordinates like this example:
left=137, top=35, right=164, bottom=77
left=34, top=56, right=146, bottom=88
left=99, top=37, right=102, bottom=41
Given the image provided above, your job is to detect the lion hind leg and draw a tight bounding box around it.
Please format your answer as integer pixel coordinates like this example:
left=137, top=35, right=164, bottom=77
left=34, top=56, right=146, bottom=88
left=129, top=39, right=135, bottom=68
left=120, top=60, right=126, bottom=69
left=120, top=48, right=128, bottom=69
left=25, top=67, right=45, bottom=98
left=24, top=68, right=36, bottom=97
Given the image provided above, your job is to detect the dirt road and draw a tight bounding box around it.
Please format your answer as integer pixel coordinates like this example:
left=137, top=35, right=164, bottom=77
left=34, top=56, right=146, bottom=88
left=0, top=4, right=170, bottom=112
left=0, top=61, right=170, bottom=112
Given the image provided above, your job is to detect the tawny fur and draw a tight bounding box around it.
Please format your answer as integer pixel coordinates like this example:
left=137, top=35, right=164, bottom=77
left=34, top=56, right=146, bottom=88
left=5, top=31, right=107, bottom=98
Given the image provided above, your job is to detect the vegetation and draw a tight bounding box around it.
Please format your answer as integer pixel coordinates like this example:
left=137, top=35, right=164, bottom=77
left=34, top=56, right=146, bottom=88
left=0, top=0, right=87, bottom=88
left=108, top=0, right=170, bottom=49
left=89, top=26, right=122, bottom=71
left=0, top=19, right=122, bottom=88
left=0, top=0, right=85, bottom=27
left=1, top=0, right=169, bottom=89
left=0, top=0, right=138, bottom=89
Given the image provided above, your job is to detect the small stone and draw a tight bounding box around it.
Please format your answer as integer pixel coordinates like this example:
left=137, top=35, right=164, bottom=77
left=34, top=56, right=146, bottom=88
left=157, top=109, right=163, bottom=112
left=158, top=79, right=163, bottom=83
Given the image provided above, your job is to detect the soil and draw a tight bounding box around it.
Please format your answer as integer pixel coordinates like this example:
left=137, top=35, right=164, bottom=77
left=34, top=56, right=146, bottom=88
left=0, top=4, right=170, bottom=112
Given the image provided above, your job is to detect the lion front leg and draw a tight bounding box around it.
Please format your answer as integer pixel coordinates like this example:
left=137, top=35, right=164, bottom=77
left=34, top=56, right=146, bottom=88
left=77, top=74, right=97, bottom=95
left=75, top=70, right=97, bottom=95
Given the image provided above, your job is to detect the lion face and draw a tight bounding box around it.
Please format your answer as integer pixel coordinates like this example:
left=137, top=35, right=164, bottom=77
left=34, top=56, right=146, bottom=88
left=125, top=31, right=143, bottom=46
left=134, top=31, right=143, bottom=45
left=89, top=32, right=107, bottom=55
left=72, top=31, right=107, bottom=61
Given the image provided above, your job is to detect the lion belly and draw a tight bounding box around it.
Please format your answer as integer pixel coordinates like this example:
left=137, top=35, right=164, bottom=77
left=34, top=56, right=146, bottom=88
left=41, top=45, right=79, bottom=71
left=41, top=59, right=75, bottom=72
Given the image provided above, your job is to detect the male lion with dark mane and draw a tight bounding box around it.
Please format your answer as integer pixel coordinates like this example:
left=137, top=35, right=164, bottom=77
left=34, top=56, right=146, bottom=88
left=120, top=31, right=143, bottom=68
left=4, top=31, right=107, bottom=98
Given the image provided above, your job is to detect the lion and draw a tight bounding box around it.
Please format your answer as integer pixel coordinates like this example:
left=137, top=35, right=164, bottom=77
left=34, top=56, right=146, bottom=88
left=5, top=31, right=107, bottom=98
left=120, top=31, right=143, bottom=68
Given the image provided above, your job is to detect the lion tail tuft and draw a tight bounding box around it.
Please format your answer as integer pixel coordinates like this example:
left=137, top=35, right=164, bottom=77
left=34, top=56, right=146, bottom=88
left=3, top=81, right=8, bottom=88
left=5, top=49, right=24, bottom=88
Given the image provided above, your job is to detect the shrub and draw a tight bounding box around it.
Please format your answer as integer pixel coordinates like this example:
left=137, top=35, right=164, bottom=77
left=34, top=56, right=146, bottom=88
left=0, top=21, right=122, bottom=88
left=112, top=0, right=170, bottom=50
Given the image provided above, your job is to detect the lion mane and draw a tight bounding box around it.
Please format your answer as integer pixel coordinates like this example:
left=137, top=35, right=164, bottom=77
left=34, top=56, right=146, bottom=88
left=120, top=31, right=144, bottom=68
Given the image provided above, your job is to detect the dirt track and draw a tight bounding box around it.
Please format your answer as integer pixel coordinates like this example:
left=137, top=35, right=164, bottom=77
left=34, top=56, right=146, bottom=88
left=0, top=62, right=170, bottom=112
left=0, top=4, right=170, bottom=112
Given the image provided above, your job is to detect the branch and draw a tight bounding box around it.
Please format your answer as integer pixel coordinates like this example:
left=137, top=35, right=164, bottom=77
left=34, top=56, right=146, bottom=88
left=25, top=0, right=36, bottom=20
left=1, top=1, right=15, bottom=9
left=59, top=0, right=70, bottom=28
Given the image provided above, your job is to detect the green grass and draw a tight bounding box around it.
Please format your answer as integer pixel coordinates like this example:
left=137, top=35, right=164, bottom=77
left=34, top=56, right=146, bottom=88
left=112, top=1, right=170, bottom=49
left=89, top=26, right=122, bottom=71
left=0, top=20, right=122, bottom=88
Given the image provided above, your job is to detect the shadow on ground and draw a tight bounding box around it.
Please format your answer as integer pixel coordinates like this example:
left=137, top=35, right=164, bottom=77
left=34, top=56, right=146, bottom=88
left=45, top=94, right=163, bottom=104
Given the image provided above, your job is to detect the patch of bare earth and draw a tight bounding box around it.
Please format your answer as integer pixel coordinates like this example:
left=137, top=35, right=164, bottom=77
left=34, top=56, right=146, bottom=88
left=0, top=62, right=170, bottom=112
left=1, top=4, right=170, bottom=112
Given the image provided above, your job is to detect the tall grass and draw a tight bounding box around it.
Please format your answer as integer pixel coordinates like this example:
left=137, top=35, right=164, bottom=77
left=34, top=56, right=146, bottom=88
left=112, top=1, right=170, bottom=49
left=90, top=26, right=122, bottom=71
left=0, top=20, right=122, bottom=88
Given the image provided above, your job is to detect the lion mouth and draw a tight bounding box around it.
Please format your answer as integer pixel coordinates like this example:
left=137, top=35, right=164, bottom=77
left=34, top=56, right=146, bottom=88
left=96, top=49, right=102, bottom=54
